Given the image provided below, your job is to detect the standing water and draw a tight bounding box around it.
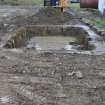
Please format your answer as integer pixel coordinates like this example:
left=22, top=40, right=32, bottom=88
left=27, top=36, right=76, bottom=50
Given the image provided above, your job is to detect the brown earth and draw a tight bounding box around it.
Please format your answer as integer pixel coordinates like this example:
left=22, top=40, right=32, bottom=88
left=0, top=49, right=105, bottom=105
left=0, top=5, right=105, bottom=105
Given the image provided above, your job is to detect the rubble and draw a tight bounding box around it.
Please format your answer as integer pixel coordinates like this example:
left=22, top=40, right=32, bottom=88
left=68, top=71, right=83, bottom=79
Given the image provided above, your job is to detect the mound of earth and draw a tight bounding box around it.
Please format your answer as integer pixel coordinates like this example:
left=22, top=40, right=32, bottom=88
left=10, top=7, right=74, bottom=26
left=29, top=7, right=73, bottom=24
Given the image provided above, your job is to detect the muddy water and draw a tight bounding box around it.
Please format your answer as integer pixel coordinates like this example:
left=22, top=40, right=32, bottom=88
left=27, top=36, right=76, bottom=50
left=26, top=25, right=105, bottom=54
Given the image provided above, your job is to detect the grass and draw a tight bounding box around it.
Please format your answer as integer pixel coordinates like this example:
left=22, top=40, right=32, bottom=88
left=84, top=18, right=105, bottom=27
left=93, top=19, right=105, bottom=27
left=0, top=0, right=43, bottom=5
left=70, top=3, right=80, bottom=9
left=1, top=0, right=81, bottom=7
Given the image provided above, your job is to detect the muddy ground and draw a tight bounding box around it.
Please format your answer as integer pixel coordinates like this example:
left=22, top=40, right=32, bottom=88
left=0, top=5, right=105, bottom=105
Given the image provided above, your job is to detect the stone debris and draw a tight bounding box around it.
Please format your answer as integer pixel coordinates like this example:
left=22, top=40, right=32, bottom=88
left=75, top=71, right=83, bottom=79
left=68, top=71, right=83, bottom=79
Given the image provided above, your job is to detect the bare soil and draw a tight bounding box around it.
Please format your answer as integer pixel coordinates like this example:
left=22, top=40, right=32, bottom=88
left=0, top=49, right=105, bottom=105
left=0, top=5, right=105, bottom=105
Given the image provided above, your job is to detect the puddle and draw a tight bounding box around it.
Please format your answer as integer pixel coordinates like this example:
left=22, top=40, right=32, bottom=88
left=27, top=36, right=76, bottom=50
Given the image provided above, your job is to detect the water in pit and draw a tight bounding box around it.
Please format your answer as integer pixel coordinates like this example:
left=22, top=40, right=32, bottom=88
left=27, top=36, right=77, bottom=50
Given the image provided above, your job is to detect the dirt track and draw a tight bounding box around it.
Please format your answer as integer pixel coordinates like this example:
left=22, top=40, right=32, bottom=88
left=0, top=5, right=105, bottom=105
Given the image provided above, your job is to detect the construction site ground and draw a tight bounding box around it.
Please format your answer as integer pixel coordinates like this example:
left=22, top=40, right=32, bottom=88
left=0, top=5, right=105, bottom=105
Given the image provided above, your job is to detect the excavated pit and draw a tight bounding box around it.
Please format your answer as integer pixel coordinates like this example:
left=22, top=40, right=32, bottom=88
left=4, top=25, right=94, bottom=51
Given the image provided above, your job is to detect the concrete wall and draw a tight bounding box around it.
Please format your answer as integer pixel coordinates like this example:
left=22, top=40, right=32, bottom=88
left=98, top=0, right=105, bottom=15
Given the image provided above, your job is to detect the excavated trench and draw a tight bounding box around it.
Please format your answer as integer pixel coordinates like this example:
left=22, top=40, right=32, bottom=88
left=4, top=25, right=94, bottom=51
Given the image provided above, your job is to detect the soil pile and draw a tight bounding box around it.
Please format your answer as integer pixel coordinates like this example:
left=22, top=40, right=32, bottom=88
left=29, top=7, right=73, bottom=24
left=10, top=7, right=74, bottom=26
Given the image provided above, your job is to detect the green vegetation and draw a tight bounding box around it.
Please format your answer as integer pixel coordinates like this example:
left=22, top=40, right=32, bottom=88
left=0, top=0, right=43, bottom=5
left=70, top=3, right=80, bottom=9
left=0, top=0, right=80, bottom=7
left=83, top=18, right=105, bottom=28
left=94, top=19, right=105, bottom=27
left=0, top=0, right=81, bottom=7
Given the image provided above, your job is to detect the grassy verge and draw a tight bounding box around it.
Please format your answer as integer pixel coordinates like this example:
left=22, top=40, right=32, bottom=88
left=82, top=18, right=105, bottom=28
left=0, top=0, right=43, bottom=5
left=70, top=3, right=80, bottom=9
left=93, top=19, right=105, bottom=27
